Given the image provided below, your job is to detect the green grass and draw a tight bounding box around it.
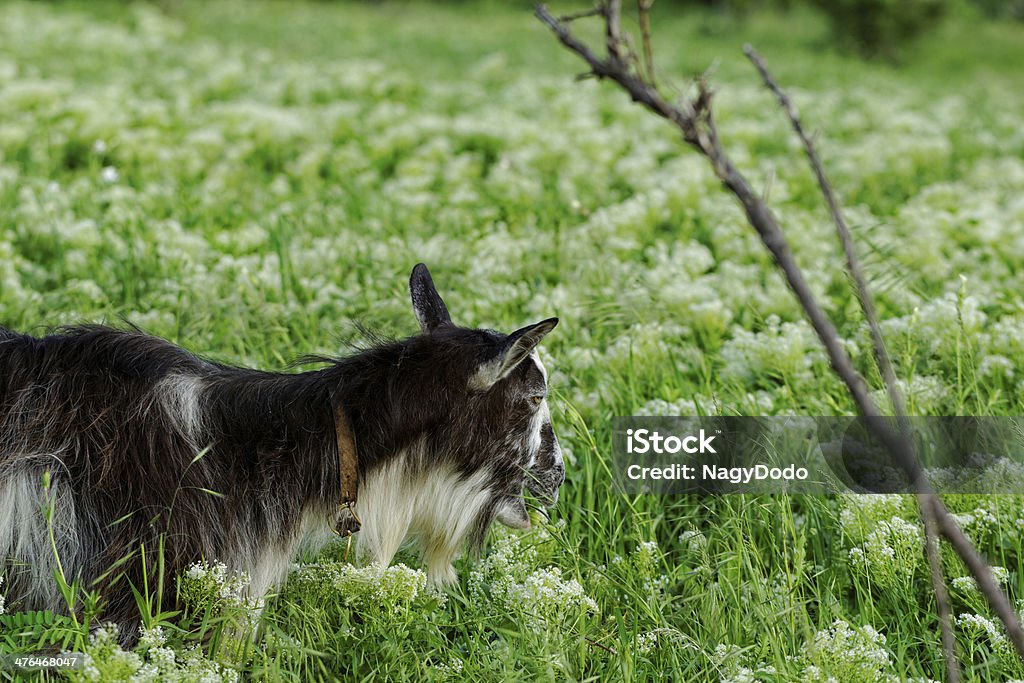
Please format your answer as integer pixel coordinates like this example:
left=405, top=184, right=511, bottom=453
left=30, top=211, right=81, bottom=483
left=2, top=1, right=1024, bottom=681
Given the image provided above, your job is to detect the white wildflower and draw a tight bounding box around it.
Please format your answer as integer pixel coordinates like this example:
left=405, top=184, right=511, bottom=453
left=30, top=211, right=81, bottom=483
left=432, top=657, right=464, bottom=680
left=802, top=620, right=894, bottom=681
left=680, top=529, right=707, bottom=553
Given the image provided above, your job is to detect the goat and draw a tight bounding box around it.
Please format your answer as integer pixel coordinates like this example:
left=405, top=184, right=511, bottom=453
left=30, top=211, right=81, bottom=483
left=0, top=263, right=564, bottom=639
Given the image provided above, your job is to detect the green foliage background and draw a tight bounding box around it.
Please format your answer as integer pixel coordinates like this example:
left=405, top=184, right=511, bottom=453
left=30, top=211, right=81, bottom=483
left=1, top=1, right=1023, bottom=681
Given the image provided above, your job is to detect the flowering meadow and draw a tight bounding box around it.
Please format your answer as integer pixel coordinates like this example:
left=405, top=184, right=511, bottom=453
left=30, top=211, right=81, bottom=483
left=1, top=1, right=1024, bottom=680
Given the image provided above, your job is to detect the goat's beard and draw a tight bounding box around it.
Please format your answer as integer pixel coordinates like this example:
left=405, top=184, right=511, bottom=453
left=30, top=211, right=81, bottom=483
left=496, top=495, right=531, bottom=529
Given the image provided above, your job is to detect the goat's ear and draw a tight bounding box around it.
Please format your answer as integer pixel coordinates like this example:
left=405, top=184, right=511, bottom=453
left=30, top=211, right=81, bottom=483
left=409, top=263, right=452, bottom=333
left=471, top=317, right=558, bottom=390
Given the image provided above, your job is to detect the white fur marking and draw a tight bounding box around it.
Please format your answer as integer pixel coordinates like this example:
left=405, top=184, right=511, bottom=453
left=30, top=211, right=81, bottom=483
left=154, top=374, right=207, bottom=452
left=241, top=507, right=332, bottom=600
left=532, top=350, right=548, bottom=382
left=355, top=447, right=495, bottom=585
left=0, top=467, right=82, bottom=613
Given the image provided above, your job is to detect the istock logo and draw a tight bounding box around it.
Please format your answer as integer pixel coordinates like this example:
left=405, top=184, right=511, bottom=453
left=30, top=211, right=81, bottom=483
left=626, top=428, right=717, bottom=454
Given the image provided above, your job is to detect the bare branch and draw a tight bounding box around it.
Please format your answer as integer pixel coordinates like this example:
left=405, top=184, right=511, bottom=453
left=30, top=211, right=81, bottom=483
left=638, top=0, right=656, bottom=87
left=557, top=7, right=605, bottom=22
left=919, top=492, right=961, bottom=683
left=538, top=2, right=892, bottom=432
left=586, top=636, right=619, bottom=655
left=744, top=44, right=961, bottom=682
left=536, top=2, right=1024, bottom=665
left=743, top=45, right=906, bottom=418
left=606, top=0, right=625, bottom=65
left=535, top=5, right=699, bottom=143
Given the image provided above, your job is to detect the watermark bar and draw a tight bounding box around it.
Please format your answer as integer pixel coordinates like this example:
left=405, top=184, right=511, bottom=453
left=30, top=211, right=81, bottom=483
left=0, top=652, right=86, bottom=672
left=612, top=416, right=1024, bottom=495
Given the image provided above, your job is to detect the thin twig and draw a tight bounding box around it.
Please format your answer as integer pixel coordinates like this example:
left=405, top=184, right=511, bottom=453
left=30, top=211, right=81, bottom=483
left=743, top=44, right=961, bottom=683
left=606, top=0, right=625, bottom=65
left=535, top=2, right=1024, bottom=663
left=586, top=636, right=619, bottom=655
left=920, top=492, right=961, bottom=683
left=638, top=0, right=656, bottom=87
left=742, top=45, right=906, bottom=418
left=557, top=7, right=605, bottom=22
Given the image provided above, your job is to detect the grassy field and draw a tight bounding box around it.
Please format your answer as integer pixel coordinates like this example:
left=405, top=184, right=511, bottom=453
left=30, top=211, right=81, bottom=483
left=2, top=1, right=1024, bottom=680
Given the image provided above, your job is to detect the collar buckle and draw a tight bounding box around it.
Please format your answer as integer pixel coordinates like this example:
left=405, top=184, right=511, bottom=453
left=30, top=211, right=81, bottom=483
left=334, top=500, right=361, bottom=537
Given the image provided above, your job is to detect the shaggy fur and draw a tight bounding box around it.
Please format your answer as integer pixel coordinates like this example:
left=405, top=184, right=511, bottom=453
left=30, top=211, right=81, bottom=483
left=0, top=264, right=563, bottom=638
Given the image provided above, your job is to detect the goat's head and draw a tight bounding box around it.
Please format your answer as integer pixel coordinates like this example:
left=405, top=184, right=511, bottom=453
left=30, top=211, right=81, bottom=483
left=349, top=264, right=564, bottom=579
left=407, top=263, right=564, bottom=530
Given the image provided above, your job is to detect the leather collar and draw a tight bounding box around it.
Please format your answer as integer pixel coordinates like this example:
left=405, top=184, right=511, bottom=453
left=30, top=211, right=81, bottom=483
left=333, top=400, right=361, bottom=537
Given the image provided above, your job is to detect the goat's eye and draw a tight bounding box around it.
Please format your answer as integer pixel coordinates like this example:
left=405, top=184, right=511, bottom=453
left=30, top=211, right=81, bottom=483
left=530, top=395, right=544, bottom=406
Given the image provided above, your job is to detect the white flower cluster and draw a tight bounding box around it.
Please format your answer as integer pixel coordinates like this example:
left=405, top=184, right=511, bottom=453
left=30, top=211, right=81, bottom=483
left=179, top=561, right=263, bottom=632
left=720, top=665, right=780, bottom=683
left=867, top=375, right=948, bottom=415
left=720, top=316, right=825, bottom=388
left=838, top=495, right=912, bottom=543
left=880, top=292, right=986, bottom=358
left=846, top=516, right=922, bottom=590
left=952, top=505, right=1000, bottom=539
left=497, top=567, right=598, bottom=633
left=802, top=620, right=895, bottom=683
left=956, top=612, right=1008, bottom=648
left=711, top=642, right=779, bottom=683
left=184, top=562, right=249, bottom=604
left=182, top=565, right=260, bottom=610
left=469, top=528, right=599, bottom=633
left=635, top=630, right=659, bottom=656
left=951, top=565, right=1009, bottom=594
left=679, top=529, right=708, bottom=553
left=928, top=458, right=1024, bottom=496
left=713, top=642, right=744, bottom=665
left=430, top=657, right=464, bottom=680
left=289, top=561, right=433, bottom=615
left=66, top=623, right=238, bottom=683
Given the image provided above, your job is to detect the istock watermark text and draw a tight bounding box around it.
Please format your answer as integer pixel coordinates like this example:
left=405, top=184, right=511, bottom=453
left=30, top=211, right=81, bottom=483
left=625, top=428, right=717, bottom=454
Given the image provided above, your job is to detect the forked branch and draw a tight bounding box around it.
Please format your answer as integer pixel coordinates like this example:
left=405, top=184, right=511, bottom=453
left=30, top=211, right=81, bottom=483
left=535, top=1, right=1024, bottom=670
left=744, top=43, right=959, bottom=682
